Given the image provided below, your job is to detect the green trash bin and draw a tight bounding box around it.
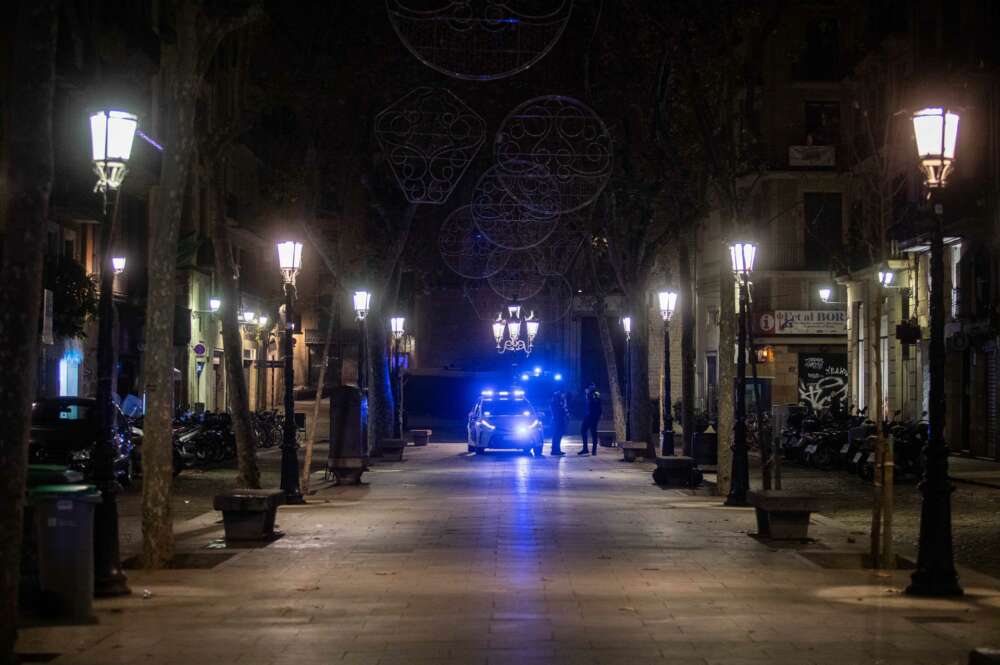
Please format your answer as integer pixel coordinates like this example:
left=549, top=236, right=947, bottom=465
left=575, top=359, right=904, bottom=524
left=29, top=484, right=101, bottom=620
left=27, top=464, right=84, bottom=487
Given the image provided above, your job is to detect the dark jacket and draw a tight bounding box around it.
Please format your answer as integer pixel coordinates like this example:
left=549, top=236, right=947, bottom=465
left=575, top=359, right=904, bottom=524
left=584, top=388, right=602, bottom=420
left=550, top=395, right=568, bottom=428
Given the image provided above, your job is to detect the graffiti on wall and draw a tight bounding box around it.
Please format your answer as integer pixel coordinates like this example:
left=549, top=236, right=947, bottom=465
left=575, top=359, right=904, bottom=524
left=798, top=353, right=848, bottom=410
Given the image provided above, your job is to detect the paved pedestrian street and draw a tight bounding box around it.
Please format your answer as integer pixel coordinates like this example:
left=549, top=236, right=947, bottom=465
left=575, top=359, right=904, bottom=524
left=18, top=442, right=1000, bottom=665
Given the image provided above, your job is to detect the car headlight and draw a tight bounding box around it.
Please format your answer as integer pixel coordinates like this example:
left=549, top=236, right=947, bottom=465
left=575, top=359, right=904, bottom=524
left=71, top=449, right=92, bottom=462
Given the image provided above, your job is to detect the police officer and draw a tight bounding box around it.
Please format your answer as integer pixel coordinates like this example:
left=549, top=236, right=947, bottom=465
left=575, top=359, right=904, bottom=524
left=579, top=382, right=601, bottom=455
left=549, top=391, right=568, bottom=456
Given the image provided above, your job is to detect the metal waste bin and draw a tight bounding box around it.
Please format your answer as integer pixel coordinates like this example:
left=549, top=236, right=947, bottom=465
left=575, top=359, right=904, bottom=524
left=29, top=484, right=100, bottom=620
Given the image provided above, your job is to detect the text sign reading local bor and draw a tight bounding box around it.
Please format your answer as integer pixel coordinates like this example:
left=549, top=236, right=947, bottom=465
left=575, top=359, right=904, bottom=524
left=765, top=310, right=847, bottom=335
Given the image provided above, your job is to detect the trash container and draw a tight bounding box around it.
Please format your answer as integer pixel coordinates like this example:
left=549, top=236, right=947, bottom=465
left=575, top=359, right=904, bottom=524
left=29, top=484, right=101, bottom=620
left=328, top=386, right=368, bottom=484
left=28, top=464, right=84, bottom=487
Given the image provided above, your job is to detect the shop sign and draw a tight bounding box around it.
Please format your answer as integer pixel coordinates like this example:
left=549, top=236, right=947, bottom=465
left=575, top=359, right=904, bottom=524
left=759, top=310, right=846, bottom=335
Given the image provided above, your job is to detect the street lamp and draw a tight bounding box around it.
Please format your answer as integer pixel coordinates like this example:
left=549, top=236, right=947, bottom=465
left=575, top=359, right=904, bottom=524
left=276, top=240, right=304, bottom=504
left=89, top=108, right=138, bottom=598
left=658, top=291, right=678, bottom=455
left=726, top=239, right=757, bottom=506
left=818, top=287, right=832, bottom=303
left=112, top=256, right=126, bottom=275
left=621, top=316, right=632, bottom=441
left=242, top=310, right=257, bottom=324
left=354, top=290, right=372, bottom=390
left=209, top=297, right=221, bottom=313
left=493, top=304, right=539, bottom=355
left=390, top=316, right=406, bottom=437
left=906, top=105, right=963, bottom=597
left=877, top=269, right=895, bottom=288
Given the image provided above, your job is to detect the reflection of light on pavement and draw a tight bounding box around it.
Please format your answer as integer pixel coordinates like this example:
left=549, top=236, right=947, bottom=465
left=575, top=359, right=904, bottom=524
left=815, top=585, right=999, bottom=611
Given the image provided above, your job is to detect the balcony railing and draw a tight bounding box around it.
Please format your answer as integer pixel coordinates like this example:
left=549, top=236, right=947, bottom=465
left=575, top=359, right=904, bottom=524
left=789, top=145, right=836, bottom=168
left=757, top=242, right=805, bottom=271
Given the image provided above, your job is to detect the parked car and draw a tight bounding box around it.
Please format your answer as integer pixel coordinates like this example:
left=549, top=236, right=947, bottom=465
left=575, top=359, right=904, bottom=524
left=29, top=397, right=136, bottom=485
left=466, top=389, right=543, bottom=455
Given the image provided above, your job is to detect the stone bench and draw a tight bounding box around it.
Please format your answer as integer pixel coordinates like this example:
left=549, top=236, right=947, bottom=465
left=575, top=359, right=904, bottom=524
left=380, top=439, right=405, bottom=462
left=410, top=429, right=432, bottom=447
left=748, top=490, right=821, bottom=540
left=598, top=430, right=616, bottom=447
left=970, top=648, right=1000, bottom=665
left=213, top=489, right=285, bottom=541
left=652, top=456, right=703, bottom=488
left=620, top=441, right=648, bottom=462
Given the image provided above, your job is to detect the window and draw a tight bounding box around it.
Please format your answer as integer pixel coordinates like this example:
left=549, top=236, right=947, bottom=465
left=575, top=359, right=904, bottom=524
left=803, top=192, right=843, bottom=270
left=796, top=17, right=841, bottom=80
left=804, top=101, right=840, bottom=146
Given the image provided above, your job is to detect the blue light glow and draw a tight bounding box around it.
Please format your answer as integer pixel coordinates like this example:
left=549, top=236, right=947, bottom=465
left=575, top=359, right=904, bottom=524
left=521, top=373, right=530, bottom=381
left=554, top=373, right=563, bottom=381
left=533, top=366, right=542, bottom=375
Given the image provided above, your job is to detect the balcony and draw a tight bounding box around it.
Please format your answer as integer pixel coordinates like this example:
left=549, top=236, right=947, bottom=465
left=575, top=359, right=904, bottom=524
left=757, top=242, right=805, bottom=271
left=788, top=145, right=836, bottom=168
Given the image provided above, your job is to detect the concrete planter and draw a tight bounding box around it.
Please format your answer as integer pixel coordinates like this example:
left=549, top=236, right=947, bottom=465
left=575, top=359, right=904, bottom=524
left=380, top=439, right=405, bottom=462
left=621, top=441, right=647, bottom=462
left=410, top=429, right=432, bottom=446
left=213, top=489, right=285, bottom=541
left=749, top=490, right=820, bottom=540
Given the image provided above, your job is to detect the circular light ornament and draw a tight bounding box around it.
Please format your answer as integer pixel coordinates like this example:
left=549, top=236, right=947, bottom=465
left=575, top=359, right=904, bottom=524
left=495, top=95, right=613, bottom=214
left=386, top=0, right=574, bottom=81
left=438, top=205, right=510, bottom=279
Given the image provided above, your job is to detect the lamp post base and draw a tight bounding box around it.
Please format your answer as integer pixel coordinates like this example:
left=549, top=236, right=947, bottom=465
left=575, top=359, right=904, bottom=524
left=905, top=571, right=963, bottom=597
left=723, top=493, right=750, bottom=508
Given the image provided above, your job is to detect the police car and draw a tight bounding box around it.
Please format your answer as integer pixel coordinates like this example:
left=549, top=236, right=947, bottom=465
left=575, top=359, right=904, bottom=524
left=467, top=389, right=543, bottom=455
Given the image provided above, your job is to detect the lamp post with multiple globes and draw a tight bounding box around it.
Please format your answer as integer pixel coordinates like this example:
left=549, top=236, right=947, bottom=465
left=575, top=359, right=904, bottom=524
left=89, top=108, right=138, bottom=597
left=277, top=240, right=305, bottom=504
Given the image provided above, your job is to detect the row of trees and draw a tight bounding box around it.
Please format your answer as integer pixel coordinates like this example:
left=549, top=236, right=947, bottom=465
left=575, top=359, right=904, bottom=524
left=1, top=2, right=781, bottom=661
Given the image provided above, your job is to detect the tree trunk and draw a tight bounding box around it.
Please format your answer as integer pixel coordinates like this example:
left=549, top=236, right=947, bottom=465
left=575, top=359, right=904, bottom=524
left=717, top=260, right=737, bottom=497
left=210, top=160, right=260, bottom=489
left=141, top=5, right=200, bottom=568
left=594, top=297, right=626, bottom=439
left=0, top=3, right=57, bottom=660
left=679, top=238, right=696, bottom=456
left=366, top=299, right=394, bottom=454
left=301, top=308, right=336, bottom=494
left=629, top=298, right=654, bottom=455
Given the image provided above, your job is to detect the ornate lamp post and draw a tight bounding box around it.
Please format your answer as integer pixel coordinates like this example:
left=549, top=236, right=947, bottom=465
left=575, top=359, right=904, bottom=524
left=492, top=304, right=539, bottom=355
left=89, top=107, right=137, bottom=597
left=658, top=290, right=678, bottom=455
left=726, top=240, right=757, bottom=507
left=353, top=290, right=372, bottom=390
left=621, top=315, right=632, bottom=441
left=277, top=240, right=304, bottom=504
left=390, top=316, right=406, bottom=437
left=906, top=105, right=963, bottom=597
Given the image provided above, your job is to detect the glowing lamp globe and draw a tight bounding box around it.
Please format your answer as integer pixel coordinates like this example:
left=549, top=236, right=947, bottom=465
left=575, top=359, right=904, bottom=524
left=111, top=256, right=126, bottom=275
left=912, top=107, right=960, bottom=188
left=492, top=319, right=505, bottom=345
left=525, top=318, right=540, bottom=341
left=258, top=315, right=269, bottom=327
left=729, top=241, right=757, bottom=275
left=658, top=290, right=678, bottom=321
left=90, top=109, right=138, bottom=191
left=390, top=316, right=406, bottom=339
left=622, top=316, right=632, bottom=340
left=878, top=270, right=895, bottom=288
left=353, top=290, right=372, bottom=320
left=209, top=297, right=221, bottom=313
left=819, top=287, right=832, bottom=303
left=276, top=241, right=303, bottom=284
